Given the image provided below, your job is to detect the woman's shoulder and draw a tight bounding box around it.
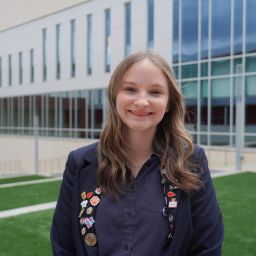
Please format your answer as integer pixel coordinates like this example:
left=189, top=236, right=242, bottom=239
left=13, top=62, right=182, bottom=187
left=68, top=141, right=99, bottom=167
left=188, top=144, right=209, bottom=174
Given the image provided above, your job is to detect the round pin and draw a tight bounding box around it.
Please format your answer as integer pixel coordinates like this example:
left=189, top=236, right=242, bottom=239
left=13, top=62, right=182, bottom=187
left=90, top=196, right=100, bottom=206
left=86, top=207, right=93, bottom=215
left=84, top=233, right=97, bottom=246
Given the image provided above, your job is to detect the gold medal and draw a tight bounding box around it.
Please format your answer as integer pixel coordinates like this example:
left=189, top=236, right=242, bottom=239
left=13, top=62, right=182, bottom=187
left=84, top=233, right=97, bottom=246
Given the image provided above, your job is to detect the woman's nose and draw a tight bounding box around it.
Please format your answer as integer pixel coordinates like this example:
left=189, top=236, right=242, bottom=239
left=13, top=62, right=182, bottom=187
left=134, top=94, right=149, bottom=107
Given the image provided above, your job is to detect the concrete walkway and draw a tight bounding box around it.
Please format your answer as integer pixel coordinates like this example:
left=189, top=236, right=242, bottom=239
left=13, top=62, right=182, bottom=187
left=0, top=201, right=57, bottom=219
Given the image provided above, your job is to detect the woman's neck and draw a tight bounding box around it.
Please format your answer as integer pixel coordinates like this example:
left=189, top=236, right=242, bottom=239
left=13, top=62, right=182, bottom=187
left=125, top=129, right=155, bottom=176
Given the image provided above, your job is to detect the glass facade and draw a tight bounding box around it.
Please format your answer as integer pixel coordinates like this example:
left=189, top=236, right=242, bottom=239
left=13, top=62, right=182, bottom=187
left=0, top=0, right=255, bottom=148
left=0, top=89, right=107, bottom=139
left=173, top=0, right=256, bottom=147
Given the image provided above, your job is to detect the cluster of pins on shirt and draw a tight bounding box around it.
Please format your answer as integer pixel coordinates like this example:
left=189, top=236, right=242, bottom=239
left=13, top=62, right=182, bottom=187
left=160, top=167, right=178, bottom=240
left=78, top=187, right=101, bottom=247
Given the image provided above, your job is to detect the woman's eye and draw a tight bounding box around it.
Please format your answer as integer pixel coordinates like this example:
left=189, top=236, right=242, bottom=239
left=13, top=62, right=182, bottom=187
left=124, top=87, right=136, bottom=93
left=150, top=90, right=162, bottom=96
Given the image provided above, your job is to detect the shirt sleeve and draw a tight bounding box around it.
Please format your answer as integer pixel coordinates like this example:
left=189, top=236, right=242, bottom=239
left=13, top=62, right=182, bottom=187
left=50, top=151, right=78, bottom=256
left=189, top=147, right=224, bottom=256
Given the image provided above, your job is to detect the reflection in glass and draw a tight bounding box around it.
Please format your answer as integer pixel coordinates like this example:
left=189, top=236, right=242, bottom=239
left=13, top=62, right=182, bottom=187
left=201, top=0, right=209, bottom=59
left=30, top=49, right=34, bottom=83
left=211, top=79, right=230, bottom=132
left=181, top=64, right=198, bottom=79
left=211, top=0, right=231, bottom=57
left=201, top=62, right=208, bottom=77
left=172, top=0, right=179, bottom=63
left=181, top=0, right=198, bottom=62
left=245, top=56, right=256, bottom=73
left=246, top=0, right=256, bottom=53
left=211, top=60, right=230, bottom=76
left=234, top=0, right=243, bottom=54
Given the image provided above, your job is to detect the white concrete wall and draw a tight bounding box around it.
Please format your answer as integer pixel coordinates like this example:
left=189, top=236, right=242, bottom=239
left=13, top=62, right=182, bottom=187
left=0, top=135, right=97, bottom=177
left=0, top=0, right=173, bottom=98
left=0, top=135, right=255, bottom=177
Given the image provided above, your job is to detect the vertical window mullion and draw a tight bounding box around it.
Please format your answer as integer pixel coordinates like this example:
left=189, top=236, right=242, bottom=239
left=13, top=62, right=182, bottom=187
left=56, top=24, right=61, bottom=79
left=125, top=2, right=131, bottom=56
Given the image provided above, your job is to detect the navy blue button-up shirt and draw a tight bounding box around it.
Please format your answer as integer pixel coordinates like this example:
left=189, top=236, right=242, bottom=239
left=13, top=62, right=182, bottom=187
left=95, top=155, right=170, bottom=256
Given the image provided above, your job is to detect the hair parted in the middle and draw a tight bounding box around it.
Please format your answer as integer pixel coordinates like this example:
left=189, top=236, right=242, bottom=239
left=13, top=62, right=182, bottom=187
left=97, top=50, right=201, bottom=199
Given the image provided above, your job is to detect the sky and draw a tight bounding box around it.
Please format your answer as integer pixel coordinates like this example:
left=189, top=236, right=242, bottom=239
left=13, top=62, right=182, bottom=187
left=0, top=0, right=88, bottom=31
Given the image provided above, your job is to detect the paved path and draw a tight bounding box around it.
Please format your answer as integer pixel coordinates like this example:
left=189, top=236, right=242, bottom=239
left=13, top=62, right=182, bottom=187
left=0, top=177, right=62, bottom=188
left=0, top=201, right=57, bottom=219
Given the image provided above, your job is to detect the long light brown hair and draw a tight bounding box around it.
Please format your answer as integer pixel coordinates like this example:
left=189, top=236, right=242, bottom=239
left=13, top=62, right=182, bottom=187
left=97, top=51, right=201, bottom=199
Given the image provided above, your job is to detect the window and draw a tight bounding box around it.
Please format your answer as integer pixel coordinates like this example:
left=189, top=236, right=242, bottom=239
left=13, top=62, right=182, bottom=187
left=124, top=2, right=131, bottom=56
left=30, top=49, right=34, bottom=83
left=182, top=0, right=198, bottom=62
left=87, top=14, right=93, bottom=75
left=8, top=54, right=12, bottom=86
left=0, top=57, right=2, bottom=87
left=172, top=0, right=179, bottom=63
left=56, top=24, right=61, bottom=79
left=234, top=0, right=243, bottom=54
left=147, top=0, right=154, bottom=48
left=71, top=19, right=76, bottom=77
left=201, top=0, right=209, bottom=59
left=19, top=52, right=23, bottom=85
left=246, top=0, right=256, bottom=53
left=105, top=9, right=111, bottom=73
left=42, top=28, right=47, bottom=81
left=211, top=0, right=231, bottom=57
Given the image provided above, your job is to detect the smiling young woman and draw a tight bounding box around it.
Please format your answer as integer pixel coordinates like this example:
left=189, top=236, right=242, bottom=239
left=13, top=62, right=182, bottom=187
left=51, top=51, right=224, bottom=256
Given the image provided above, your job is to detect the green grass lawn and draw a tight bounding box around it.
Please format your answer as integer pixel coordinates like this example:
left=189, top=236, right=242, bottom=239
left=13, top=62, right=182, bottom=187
left=0, top=175, right=48, bottom=185
left=0, top=181, right=61, bottom=211
left=0, top=172, right=255, bottom=255
left=0, top=209, right=54, bottom=256
left=213, top=172, right=256, bottom=256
